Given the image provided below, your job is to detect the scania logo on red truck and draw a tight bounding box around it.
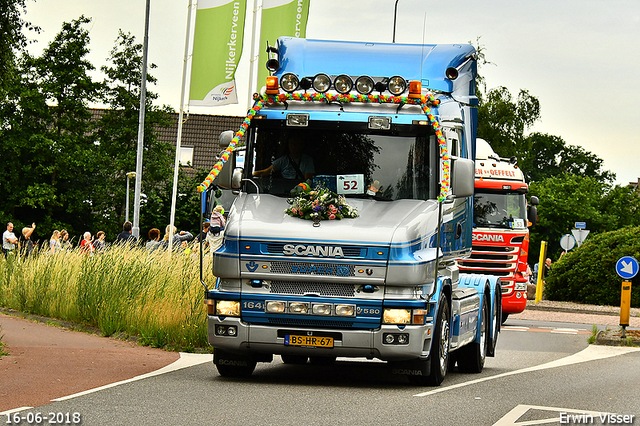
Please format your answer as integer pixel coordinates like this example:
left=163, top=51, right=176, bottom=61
left=472, top=233, right=504, bottom=243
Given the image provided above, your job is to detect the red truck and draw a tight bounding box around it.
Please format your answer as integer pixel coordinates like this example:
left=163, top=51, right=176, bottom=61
left=457, top=139, right=538, bottom=322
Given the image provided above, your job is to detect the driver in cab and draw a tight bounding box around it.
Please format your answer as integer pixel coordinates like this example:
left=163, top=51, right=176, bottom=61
left=253, top=134, right=315, bottom=181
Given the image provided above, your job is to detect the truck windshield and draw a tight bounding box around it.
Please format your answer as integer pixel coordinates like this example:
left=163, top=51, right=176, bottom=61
left=248, top=125, right=437, bottom=201
left=473, top=191, right=528, bottom=229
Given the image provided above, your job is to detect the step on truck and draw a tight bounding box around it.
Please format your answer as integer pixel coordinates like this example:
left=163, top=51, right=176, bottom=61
left=199, top=37, right=501, bottom=386
left=457, top=138, right=538, bottom=323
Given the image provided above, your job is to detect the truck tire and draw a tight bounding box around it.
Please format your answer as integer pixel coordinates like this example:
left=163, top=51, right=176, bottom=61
left=408, top=295, right=450, bottom=386
left=281, top=355, right=308, bottom=364
left=487, top=283, right=501, bottom=357
left=501, top=313, right=509, bottom=324
left=214, top=349, right=257, bottom=378
left=457, top=296, right=489, bottom=373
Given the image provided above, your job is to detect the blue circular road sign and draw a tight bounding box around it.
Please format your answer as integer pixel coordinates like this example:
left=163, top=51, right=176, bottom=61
left=616, top=256, right=639, bottom=280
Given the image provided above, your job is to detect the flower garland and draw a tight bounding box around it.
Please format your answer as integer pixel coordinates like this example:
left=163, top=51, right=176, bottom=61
left=285, top=183, right=359, bottom=222
left=198, top=91, right=451, bottom=201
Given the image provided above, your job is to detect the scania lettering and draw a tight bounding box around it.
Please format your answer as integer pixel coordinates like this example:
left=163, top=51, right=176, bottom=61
left=199, top=38, right=501, bottom=385
left=457, top=138, right=538, bottom=323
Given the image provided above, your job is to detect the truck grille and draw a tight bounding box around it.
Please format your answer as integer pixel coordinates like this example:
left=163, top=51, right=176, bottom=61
left=270, top=281, right=356, bottom=297
left=268, top=317, right=354, bottom=328
left=458, top=245, right=518, bottom=278
left=271, top=261, right=355, bottom=277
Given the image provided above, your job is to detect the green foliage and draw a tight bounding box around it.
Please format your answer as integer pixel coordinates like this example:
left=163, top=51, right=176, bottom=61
left=545, top=226, right=640, bottom=307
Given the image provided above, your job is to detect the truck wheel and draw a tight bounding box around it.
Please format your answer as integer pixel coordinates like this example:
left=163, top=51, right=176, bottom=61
left=214, top=349, right=256, bottom=378
left=487, top=286, right=500, bottom=357
left=408, top=295, right=450, bottom=386
left=457, top=296, right=489, bottom=373
left=281, top=355, right=308, bottom=364
left=501, top=313, right=509, bottom=325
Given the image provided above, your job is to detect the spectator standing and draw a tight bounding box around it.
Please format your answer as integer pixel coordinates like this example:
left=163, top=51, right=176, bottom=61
left=163, top=225, right=193, bottom=250
left=209, top=205, right=226, bottom=236
left=21, top=223, right=36, bottom=258
left=115, top=221, right=136, bottom=245
left=3, top=222, right=19, bottom=258
left=60, top=230, right=72, bottom=250
left=94, top=231, right=106, bottom=252
left=146, top=228, right=163, bottom=253
left=50, top=230, right=62, bottom=254
left=80, top=232, right=95, bottom=256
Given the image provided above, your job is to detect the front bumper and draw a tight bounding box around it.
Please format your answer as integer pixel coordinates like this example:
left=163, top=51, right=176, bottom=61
left=207, top=315, right=434, bottom=362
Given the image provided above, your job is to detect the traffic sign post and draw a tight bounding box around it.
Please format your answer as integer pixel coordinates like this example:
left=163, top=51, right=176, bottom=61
left=560, top=234, right=576, bottom=252
left=615, top=256, right=638, bottom=337
left=535, top=241, right=547, bottom=303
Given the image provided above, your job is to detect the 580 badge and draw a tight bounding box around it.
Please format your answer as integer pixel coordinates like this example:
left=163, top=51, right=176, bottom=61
left=356, top=307, right=380, bottom=315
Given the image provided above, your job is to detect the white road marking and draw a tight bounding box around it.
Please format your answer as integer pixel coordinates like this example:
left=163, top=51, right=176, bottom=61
left=493, top=404, right=618, bottom=426
left=51, top=352, right=212, bottom=402
left=413, top=345, right=640, bottom=397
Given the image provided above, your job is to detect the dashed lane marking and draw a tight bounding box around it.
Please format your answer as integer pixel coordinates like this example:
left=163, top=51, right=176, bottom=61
left=502, top=325, right=590, bottom=335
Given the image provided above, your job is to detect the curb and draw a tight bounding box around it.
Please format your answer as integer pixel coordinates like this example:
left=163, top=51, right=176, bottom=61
left=524, top=304, right=621, bottom=317
left=594, top=330, right=640, bottom=347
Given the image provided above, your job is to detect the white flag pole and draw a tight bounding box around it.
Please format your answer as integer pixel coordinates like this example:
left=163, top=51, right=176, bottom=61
left=168, top=0, right=197, bottom=252
left=246, top=0, right=262, bottom=109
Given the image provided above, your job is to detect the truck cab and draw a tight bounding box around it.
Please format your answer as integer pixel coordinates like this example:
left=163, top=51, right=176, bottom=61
left=201, top=38, right=502, bottom=385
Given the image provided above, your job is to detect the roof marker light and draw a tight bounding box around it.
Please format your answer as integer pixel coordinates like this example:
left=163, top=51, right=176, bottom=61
left=408, top=80, right=422, bottom=98
left=265, top=76, right=279, bottom=94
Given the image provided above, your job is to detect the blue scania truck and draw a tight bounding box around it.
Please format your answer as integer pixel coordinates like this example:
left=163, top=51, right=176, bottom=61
left=201, top=37, right=501, bottom=385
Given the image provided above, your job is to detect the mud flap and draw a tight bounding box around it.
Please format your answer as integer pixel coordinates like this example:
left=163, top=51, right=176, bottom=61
left=389, top=358, right=431, bottom=378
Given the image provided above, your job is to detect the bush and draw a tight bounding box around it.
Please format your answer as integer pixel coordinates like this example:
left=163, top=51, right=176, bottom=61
left=545, top=226, right=640, bottom=307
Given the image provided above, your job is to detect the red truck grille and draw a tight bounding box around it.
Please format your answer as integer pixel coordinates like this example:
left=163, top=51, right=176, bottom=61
left=458, top=245, right=519, bottom=293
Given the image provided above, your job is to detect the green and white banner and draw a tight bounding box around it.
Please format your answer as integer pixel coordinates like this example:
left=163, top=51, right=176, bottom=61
left=257, top=0, right=310, bottom=90
left=189, top=0, right=247, bottom=106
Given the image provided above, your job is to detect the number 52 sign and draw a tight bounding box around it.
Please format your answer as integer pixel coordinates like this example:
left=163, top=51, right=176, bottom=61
left=338, top=174, right=365, bottom=195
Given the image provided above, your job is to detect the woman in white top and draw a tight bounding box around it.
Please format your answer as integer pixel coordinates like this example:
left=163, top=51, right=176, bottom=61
left=50, top=230, right=62, bottom=254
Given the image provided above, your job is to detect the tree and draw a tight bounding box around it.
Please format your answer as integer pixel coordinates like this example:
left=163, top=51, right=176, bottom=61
left=477, top=86, right=540, bottom=158
left=0, top=16, right=102, bottom=239
left=93, top=30, right=175, bottom=238
left=0, top=0, right=38, bottom=94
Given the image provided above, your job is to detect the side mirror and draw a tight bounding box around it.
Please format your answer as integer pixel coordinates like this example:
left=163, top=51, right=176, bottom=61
left=231, top=168, right=243, bottom=193
left=219, top=130, right=234, bottom=148
left=528, top=205, right=538, bottom=227
left=530, top=195, right=539, bottom=206
left=450, top=157, right=474, bottom=198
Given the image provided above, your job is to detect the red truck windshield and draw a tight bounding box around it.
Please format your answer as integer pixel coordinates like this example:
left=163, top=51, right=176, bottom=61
left=473, top=190, right=528, bottom=229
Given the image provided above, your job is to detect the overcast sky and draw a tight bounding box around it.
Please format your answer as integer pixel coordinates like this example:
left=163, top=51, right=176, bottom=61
left=22, top=0, right=640, bottom=186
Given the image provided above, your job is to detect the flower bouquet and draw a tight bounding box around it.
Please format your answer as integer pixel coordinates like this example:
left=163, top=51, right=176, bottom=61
left=285, top=183, right=358, bottom=223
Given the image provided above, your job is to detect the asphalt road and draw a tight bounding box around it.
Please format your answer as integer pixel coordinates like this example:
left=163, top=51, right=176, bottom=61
left=3, top=314, right=639, bottom=425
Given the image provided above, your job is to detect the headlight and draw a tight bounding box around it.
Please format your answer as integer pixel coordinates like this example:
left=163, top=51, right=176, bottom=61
left=266, top=301, right=286, bottom=313
left=335, top=304, right=356, bottom=317
left=387, top=76, right=407, bottom=95
left=312, top=303, right=333, bottom=315
left=383, top=308, right=411, bottom=324
left=289, top=301, right=309, bottom=314
left=216, top=300, right=240, bottom=316
left=280, top=73, right=299, bottom=92
left=334, top=74, right=353, bottom=94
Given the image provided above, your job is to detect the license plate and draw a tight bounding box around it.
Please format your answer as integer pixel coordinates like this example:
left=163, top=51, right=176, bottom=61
left=284, top=334, right=334, bottom=348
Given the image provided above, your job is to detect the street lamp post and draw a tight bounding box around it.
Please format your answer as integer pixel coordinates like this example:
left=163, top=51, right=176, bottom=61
left=393, top=0, right=399, bottom=43
left=126, top=172, right=136, bottom=223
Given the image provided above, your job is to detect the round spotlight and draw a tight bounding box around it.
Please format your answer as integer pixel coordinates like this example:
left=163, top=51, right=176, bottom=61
left=280, top=73, right=299, bottom=92
left=384, top=334, right=395, bottom=344
left=355, top=76, right=374, bottom=94
left=445, top=67, right=459, bottom=80
left=312, top=73, right=331, bottom=93
left=334, top=74, right=353, bottom=94
left=387, top=76, right=407, bottom=95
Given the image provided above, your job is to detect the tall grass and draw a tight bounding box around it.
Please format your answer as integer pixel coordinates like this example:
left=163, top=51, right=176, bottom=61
left=0, top=245, right=214, bottom=351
